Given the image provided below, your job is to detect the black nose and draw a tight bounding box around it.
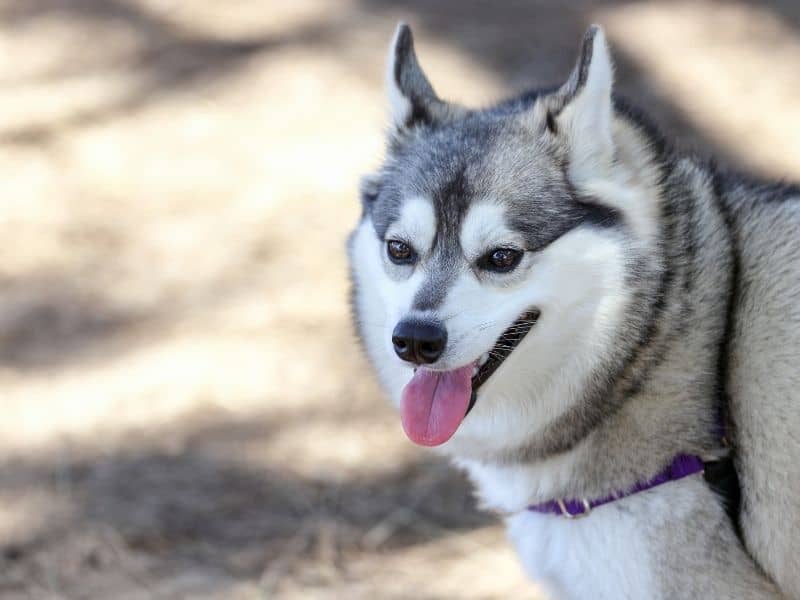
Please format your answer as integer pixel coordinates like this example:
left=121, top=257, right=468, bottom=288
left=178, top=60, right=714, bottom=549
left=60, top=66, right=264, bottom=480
left=392, top=320, right=447, bottom=364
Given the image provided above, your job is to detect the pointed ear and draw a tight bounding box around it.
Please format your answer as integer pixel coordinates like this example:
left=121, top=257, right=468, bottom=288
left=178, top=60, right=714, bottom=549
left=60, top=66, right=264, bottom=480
left=544, top=26, right=615, bottom=182
left=386, top=24, right=450, bottom=129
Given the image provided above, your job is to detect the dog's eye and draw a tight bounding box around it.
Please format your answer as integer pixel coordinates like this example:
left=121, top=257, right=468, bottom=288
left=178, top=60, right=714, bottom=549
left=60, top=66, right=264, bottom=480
left=479, top=248, right=523, bottom=273
left=386, top=240, right=416, bottom=264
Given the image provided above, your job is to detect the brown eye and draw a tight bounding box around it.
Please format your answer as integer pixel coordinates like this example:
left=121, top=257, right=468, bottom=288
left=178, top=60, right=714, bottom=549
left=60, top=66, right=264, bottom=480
left=479, top=248, right=523, bottom=273
left=387, top=240, right=416, bottom=264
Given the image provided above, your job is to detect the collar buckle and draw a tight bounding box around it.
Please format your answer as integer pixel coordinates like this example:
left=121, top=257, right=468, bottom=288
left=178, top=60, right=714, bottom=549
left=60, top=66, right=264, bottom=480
left=557, top=498, right=592, bottom=519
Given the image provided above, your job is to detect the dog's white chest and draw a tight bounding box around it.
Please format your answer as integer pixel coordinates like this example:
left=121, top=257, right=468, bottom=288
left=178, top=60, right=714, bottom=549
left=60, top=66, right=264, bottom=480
left=506, top=506, right=656, bottom=600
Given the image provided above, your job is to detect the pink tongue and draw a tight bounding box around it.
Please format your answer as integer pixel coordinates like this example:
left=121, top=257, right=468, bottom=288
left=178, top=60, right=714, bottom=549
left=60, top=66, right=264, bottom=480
left=400, top=365, right=473, bottom=446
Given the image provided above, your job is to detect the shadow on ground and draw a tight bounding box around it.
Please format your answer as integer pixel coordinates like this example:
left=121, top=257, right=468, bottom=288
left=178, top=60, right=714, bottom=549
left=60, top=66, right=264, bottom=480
left=4, top=0, right=800, bottom=165
left=0, top=407, right=486, bottom=597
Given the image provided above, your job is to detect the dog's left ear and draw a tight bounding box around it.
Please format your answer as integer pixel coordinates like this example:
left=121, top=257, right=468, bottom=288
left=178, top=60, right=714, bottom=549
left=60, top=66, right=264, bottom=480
left=386, top=24, right=456, bottom=130
left=542, top=25, right=614, bottom=182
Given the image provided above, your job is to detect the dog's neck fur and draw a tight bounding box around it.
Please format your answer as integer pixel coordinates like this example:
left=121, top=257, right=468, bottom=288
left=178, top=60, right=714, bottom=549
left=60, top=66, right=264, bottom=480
left=457, top=111, right=734, bottom=513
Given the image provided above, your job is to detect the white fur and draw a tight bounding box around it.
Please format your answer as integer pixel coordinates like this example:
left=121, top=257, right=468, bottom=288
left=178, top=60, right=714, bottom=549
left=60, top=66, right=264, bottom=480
left=459, top=201, right=526, bottom=261
left=580, top=178, right=659, bottom=244
left=504, top=480, right=695, bottom=600
left=385, top=196, right=437, bottom=256
left=558, top=29, right=615, bottom=186
left=456, top=452, right=581, bottom=514
left=441, top=223, right=629, bottom=461
left=349, top=217, right=414, bottom=402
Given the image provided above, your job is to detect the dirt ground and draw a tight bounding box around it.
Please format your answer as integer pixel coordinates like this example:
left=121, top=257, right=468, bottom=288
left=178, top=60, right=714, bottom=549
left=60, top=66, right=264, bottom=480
left=0, top=1, right=798, bottom=598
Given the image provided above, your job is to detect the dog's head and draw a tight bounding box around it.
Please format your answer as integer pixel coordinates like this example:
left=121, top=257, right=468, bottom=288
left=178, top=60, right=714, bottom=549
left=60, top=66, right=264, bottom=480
left=348, top=25, right=663, bottom=459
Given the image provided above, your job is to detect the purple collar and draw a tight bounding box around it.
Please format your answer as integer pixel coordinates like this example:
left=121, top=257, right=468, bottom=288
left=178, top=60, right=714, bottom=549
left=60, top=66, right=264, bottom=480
left=527, top=454, right=705, bottom=518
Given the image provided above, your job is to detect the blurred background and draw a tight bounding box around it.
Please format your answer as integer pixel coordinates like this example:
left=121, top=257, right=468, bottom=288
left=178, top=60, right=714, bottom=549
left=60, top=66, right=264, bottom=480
left=0, top=1, right=798, bottom=598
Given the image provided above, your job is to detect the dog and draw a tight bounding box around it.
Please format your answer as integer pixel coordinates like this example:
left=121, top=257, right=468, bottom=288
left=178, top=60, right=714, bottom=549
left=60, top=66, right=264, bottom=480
left=347, top=23, right=799, bottom=598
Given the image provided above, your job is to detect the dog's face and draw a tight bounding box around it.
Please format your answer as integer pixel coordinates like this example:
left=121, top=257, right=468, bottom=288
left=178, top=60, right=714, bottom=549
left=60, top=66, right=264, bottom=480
left=349, top=25, right=654, bottom=459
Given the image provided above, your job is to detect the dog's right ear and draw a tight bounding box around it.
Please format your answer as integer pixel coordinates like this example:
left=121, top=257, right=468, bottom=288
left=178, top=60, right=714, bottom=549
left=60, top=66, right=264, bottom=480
left=386, top=24, right=450, bottom=130
left=539, top=26, right=615, bottom=183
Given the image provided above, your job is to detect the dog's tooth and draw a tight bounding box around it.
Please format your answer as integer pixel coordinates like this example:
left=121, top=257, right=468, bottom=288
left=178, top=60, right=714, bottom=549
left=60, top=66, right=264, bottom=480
left=479, top=353, right=489, bottom=366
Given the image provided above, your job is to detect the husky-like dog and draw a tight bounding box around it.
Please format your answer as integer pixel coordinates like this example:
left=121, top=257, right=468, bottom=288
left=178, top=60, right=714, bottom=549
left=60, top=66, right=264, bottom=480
left=348, top=23, right=800, bottom=598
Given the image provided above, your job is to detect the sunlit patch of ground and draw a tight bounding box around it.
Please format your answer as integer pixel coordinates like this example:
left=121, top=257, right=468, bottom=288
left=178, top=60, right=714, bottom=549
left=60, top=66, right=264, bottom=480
left=0, top=0, right=797, bottom=598
left=601, top=0, right=800, bottom=178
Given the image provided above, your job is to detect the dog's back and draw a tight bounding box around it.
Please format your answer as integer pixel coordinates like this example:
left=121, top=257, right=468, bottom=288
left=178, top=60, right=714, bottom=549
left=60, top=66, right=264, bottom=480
left=723, top=176, right=800, bottom=596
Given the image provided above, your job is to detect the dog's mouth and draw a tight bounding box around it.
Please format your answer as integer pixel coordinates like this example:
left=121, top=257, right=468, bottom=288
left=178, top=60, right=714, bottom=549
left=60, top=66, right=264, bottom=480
left=467, top=309, right=540, bottom=414
left=399, top=309, right=540, bottom=447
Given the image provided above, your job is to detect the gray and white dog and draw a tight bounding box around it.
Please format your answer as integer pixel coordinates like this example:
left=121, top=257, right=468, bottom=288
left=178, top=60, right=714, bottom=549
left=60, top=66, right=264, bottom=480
left=348, top=23, right=800, bottom=599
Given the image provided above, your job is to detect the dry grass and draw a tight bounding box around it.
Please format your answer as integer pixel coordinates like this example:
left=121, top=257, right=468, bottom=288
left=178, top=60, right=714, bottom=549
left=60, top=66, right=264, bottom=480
left=0, top=1, right=798, bottom=598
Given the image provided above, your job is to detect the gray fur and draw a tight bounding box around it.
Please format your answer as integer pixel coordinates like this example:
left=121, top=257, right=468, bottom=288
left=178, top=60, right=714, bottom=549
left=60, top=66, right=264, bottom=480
left=721, top=175, right=800, bottom=597
left=350, top=24, right=800, bottom=598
